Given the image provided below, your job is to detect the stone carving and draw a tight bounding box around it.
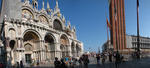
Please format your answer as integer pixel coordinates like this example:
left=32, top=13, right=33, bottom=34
left=39, top=15, right=48, bottom=23
left=22, top=9, right=33, bottom=20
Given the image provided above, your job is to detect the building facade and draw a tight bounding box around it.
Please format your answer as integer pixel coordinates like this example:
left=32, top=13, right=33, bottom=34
left=108, top=0, right=126, bottom=51
left=0, top=0, right=83, bottom=65
left=126, top=35, right=150, bottom=53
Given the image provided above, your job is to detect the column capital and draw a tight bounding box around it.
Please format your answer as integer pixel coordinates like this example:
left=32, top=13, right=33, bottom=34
left=40, top=40, right=44, bottom=42
left=16, top=37, right=23, bottom=40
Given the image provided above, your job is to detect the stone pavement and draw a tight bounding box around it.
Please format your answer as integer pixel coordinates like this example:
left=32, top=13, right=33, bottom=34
left=25, top=58, right=150, bottom=68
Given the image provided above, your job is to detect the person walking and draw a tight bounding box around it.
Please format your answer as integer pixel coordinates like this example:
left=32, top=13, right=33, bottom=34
left=0, top=62, right=4, bottom=68
left=83, top=54, right=89, bottom=68
left=54, top=57, right=61, bottom=68
left=96, top=54, right=100, bottom=64
left=65, top=56, right=69, bottom=65
left=114, top=51, right=121, bottom=68
left=101, top=53, right=106, bottom=66
left=78, top=57, right=83, bottom=68
left=16, top=62, right=20, bottom=68
left=60, top=59, right=68, bottom=68
left=20, top=60, right=24, bottom=68
left=109, top=52, right=113, bottom=62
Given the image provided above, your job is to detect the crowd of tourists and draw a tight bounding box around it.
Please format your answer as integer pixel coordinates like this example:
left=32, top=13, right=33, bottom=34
left=54, top=54, right=89, bottom=68
left=0, top=60, right=24, bottom=68
left=95, top=51, right=125, bottom=68
left=0, top=52, right=125, bottom=68
left=53, top=51, right=126, bottom=68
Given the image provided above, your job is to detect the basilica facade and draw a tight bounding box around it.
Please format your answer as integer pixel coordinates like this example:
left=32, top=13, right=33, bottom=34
left=0, top=0, right=83, bottom=65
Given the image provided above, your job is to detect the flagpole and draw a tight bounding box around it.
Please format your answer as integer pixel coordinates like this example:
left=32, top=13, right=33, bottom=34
left=137, top=0, right=140, bottom=59
left=105, top=12, right=110, bottom=42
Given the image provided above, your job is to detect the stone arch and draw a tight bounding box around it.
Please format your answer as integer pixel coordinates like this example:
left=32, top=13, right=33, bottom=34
left=38, top=14, right=49, bottom=24
left=22, top=7, right=34, bottom=19
left=52, top=15, right=65, bottom=30
left=23, top=29, right=42, bottom=40
left=23, top=29, right=41, bottom=50
left=60, top=34, right=70, bottom=57
left=23, top=31, right=39, bottom=42
left=23, top=30, right=41, bottom=64
left=22, top=5, right=35, bottom=13
left=8, top=28, right=16, bottom=39
left=44, top=33, right=55, bottom=50
left=60, top=34, right=69, bottom=46
left=44, top=33, right=56, bottom=60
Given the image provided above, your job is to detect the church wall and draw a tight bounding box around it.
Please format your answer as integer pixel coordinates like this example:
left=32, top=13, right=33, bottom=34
left=0, top=0, right=84, bottom=66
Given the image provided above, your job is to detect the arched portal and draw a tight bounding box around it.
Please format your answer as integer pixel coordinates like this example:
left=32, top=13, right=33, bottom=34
left=23, top=31, right=40, bottom=64
left=24, top=43, right=32, bottom=64
left=44, top=34, right=55, bottom=61
left=60, top=35, right=69, bottom=58
left=9, top=40, right=16, bottom=65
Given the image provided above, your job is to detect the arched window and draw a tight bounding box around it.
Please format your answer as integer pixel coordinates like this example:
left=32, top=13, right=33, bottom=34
left=39, top=15, right=48, bottom=24
left=23, top=31, right=40, bottom=50
left=9, top=28, right=16, bottom=39
left=9, top=40, right=16, bottom=50
left=22, top=9, right=34, bottom=19
left=53, top=19, right=62, bottom=31
left=44, top=34, right=55, bottom=50
left=60, top=35, right=69, bottom=46
left=23, top=31, right=39, bottom=42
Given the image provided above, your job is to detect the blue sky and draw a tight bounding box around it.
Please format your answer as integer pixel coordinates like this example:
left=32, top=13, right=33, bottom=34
left=0, top=0, right=150, bottom=52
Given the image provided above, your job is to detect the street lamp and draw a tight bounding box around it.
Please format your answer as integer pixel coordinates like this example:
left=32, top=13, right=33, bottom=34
left=136, top=0, right=140, bottom=59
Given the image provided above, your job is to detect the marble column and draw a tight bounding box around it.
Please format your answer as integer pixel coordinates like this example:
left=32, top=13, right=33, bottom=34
left=16, top=37, right=25, bottom=63
left=5, top=37, right=12, bottom=67
left=68, top=45, right=72, bottom=57
left=74, top=46, right=77, bottom=57
left=55, top=42, right=61, bottom=59
left=40, top=40, right=44, bottom=61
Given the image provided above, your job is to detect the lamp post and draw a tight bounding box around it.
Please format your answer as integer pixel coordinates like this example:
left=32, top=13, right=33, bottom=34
left=136, top=0, right=140, bottom=59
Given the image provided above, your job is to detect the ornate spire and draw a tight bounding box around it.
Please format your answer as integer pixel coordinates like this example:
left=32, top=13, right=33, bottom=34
left=42, top=0, right=45, bottom=9
left=67, top=21, right=71, bottom=29
left=72, top=26, right=76, bottom=32
left=32, top=0, right=38, bottom=9
left=47, top=0, right=51, bottom=12
left=62, top=15, right=66, bottom=23
left=54, top=0, right=61, bottom=17
left=24, top=0, right=30, bottom=4
left=56, top=0, right=59, bottom=8
left=57, top=12, right=61, bottom=17
left=55, top=0, right=60, bottom=11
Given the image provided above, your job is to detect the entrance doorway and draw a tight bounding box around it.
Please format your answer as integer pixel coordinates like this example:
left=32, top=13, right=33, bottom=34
left=25, top=54, right=32, bottom=64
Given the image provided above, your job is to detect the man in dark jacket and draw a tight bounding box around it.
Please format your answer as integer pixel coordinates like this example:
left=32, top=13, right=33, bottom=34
left=96, top=54, right=100, bottom=64
left=54, top=57, right=61, bottom=68
left=114, top=51, right=120, bottom=68
left=83, top=54, right=89, bottom=68
left=60, top=59, right=68, bottom=68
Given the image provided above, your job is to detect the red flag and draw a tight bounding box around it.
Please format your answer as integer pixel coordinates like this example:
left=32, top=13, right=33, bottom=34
left=106, top=18, right=111, bottom=29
